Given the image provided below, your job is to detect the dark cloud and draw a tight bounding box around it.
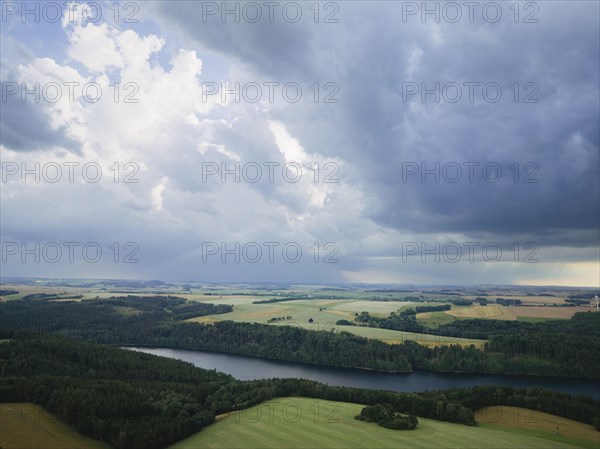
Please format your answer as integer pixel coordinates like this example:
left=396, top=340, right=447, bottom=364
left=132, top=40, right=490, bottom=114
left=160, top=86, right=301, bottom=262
left=0, top=93, right=80, bottom=153
left=1, top=1, right=598, bottom=284
left=159, top=1, right=599, bottom=247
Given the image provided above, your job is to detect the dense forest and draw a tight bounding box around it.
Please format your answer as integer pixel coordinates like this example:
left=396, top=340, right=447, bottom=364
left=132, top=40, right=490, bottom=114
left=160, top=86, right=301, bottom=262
left=1, top=337, right=598, bottom=449
left=355, top=404, right=420, bottom=430
left=1, top=296, right=599, bottom=378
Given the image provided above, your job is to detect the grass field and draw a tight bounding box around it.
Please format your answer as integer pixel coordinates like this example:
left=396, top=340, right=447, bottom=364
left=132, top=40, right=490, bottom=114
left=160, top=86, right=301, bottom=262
left=446, top=305, right=517, bottom=320
left=168, top=397, right=590, bottom=449
left=416, top=310, right=457, bottom=327
left=330, top=301, right=414, bottom=316
left=0, top=403, right=110, bottom=449
left=186, top=300, right=485, bottom=348
left=475, top=406, right=600, bottom=449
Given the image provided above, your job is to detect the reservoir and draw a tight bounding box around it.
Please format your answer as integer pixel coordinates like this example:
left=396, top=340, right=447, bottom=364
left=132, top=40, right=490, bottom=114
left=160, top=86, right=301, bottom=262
left=126, top=347, right=600, bottom=399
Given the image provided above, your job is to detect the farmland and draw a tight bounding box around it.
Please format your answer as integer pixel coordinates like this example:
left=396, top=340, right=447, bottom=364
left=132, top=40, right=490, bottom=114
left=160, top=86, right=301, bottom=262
left=330, top=300, right=414, bottom=315
left=475, top=406, right=600, bottom=449
left=446, top=304, right=517, bottom=320
left=2, top=281, right=596, bottom=352
left=185, top=299, right=485, bottom=347
left=168, top=397, right=590, bottom=449
left=4, top=280, right=594, bottom=349
left=0, top=403, right=110, bottom=449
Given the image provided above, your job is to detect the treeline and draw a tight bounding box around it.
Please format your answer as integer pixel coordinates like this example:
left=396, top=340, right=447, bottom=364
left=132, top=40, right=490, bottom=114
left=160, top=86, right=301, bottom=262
left=569, top=293, right=597, bottom=300
left=566, top=298, right=591, bottom=306
left=355, top=311, right=426, bottom=334
left=434, top=312, right=600, bottom=339
left=0, top=289, right=19, bottom=295
left=495, top=298, right=522, bottom=306
left=1, top=297, right=599, bottom=378
left=253, top=297, right=302, bottom=304
left=21, top=293, right=84, bottom=300
left=110, top=319, right=599, bottom=378
left=0, top=338, right=231, bottom=449
left=0, top=295, right=231, bottom=338
left=415, top=304, right=451, bottom=313
left=2, top=337, right=598, bottom=449
left=451, top=299, right=473, bottom=306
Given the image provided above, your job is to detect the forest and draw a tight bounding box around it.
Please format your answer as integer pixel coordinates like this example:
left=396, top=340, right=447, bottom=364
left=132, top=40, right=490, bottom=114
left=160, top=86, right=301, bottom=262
left=1, top=336, right=599, bottom=449
left=1, top=296, right=599, bottom=378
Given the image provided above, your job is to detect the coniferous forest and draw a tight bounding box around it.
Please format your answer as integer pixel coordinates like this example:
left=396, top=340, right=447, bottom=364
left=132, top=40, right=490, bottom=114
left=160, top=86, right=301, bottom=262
left=1, top=295, right=599, bottom=378
left=2, top=336, right=599, bottom=449
left=1, top=295, right=600, bottom=448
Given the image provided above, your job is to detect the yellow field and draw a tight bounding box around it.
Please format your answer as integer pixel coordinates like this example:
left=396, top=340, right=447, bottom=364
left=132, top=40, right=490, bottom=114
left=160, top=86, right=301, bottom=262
left=182, top=294, right=271, bottom=305
left=511, top=296, right=569, bottom=305
left=0, top=403, right=110, bottom=449
left=475, top=406, right=600, bottom=446
left=511, top=307, right=593, bottom=319
left=331, top=301, right=413, bottom=315
left=446, top=305, right=517, bottom=320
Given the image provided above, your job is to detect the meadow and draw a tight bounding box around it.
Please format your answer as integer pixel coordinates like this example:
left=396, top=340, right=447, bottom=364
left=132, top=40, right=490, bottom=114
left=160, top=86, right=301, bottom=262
left=0, top=403, right=110, bottom=449
left=2, top=282, right=592, bottom=350
left=475, top=406, right=600, bottom=449
left=168, top=397, right=591, bottom=449
left=185, top=299, right=485, bottom=347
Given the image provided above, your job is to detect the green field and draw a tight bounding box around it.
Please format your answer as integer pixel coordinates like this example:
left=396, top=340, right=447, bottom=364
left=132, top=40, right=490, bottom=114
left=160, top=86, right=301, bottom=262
left=168, top=397, right=589, bottom=449
left=0, top=403, right=110, bottom=449
left=416, top=310, right=457, bottom=327
left=186, top=299, right=485, bottom=347
left=330, top=300, right=414, bottom=315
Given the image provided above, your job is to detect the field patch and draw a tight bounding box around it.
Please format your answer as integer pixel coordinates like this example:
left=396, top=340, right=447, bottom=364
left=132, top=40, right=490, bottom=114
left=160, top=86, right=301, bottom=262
left=0, top=403, right=110, bottom=449
left=185, top=300, right=484, bottom=347
left=331, top=301, right=413, bottom=315
left=334, top=325, right=485, bottom=347
left=416, top=311, right=457, bottom=327
left=475, top=406, right=599, bottom=448
left=446, top=305, right=517, bottom=321
left=183, top=294, right=269, bottom=305
left=511, top=306, right=593, bottom=319
left=169, top=397, right=585, bottom=449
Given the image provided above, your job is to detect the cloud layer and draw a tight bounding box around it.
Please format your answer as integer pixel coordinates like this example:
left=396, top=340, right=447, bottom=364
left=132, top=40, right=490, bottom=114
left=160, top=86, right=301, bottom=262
left=1, top=1, right=598, bottom=286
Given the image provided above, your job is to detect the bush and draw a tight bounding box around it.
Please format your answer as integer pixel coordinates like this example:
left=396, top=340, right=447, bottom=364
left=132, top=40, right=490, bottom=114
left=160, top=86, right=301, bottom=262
left=336, top=320, right=353, bottom=326
left=355, top=404, right=418, bottom=430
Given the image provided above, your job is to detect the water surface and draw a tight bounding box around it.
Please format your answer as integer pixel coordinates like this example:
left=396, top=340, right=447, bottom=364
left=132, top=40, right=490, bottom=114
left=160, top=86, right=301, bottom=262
left=126, top=347, right=600, bottom=399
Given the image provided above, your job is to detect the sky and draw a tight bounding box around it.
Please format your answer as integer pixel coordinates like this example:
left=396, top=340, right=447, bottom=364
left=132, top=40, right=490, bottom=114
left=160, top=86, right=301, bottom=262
left=0, top=1, right=598, bottom=286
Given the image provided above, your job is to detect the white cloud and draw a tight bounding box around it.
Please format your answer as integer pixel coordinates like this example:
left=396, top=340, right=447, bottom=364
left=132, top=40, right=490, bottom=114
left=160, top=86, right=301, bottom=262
left=66, top=22, right=123, bottom=72
left=2, top=1, right=598, bottom=285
